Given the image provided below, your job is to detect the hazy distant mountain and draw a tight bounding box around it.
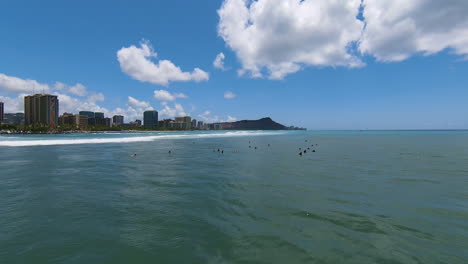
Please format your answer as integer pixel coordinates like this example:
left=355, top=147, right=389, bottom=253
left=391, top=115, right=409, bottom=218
left=220, top=117, right=289, bottom=130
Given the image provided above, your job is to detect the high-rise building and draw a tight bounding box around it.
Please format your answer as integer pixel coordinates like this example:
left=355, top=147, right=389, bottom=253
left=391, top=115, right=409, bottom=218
left=0, top=102, right=4, bottom=124
left=94, top=112, right=104, bottom=119
left=79, top=111, right=96, bottom=126
left=78, top=115, right=89, bottom=129
left=175, top=116, right=191, bottom=129
left=24, top=94, right=59, bottom=127
left=58, top=113, right=88, bottom=129
left=144, top=110, right=158, bottom=128
left=95, top=117, right=111, bottom=127
left=104, top=117, right=111, bottom=127
left=158, top=119, right=172, bottom=128
left=127, top=120, right=142, bottom=127
left=191, top=119, right=197, bottom=129
left=3, top=113, right=25, bottom=125
left=112, top=115, right=124, bottom=126
left=58, top=112, right=74, bottom=125
left=197, top=121, right=204, bottom=129
left=79, top=111, right=95, bottom=119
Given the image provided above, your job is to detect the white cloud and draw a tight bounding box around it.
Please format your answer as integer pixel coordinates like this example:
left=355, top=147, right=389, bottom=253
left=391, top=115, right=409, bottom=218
left=224, top=91, right=236, bottom=99
left=154, top=89, right=188, bottom=101
left=54, top=81, right=87, bottom=96
left=159, top=102, right=187, bottom=118
left=56, top=92, right=108, bottom=114
left=109, top=107, right=143, bottom=122
left=0, top=73, right=50, bottom=93
left=87, top=92, right=105, bottom=103
left=218, top=0, right=468, bottom=78
left=0, top=94, right=27, bottom=113
left=217, top=0, right=364, bottom=79
left=68, top=83, right=87, bottom=96
left=128, top=96, right=151, bottom=108
left=54, top=82, right=67, bottom=91
left=154, top=89, right=175, bottom=101
left=213, top=52, right=226, bottom=70
left=360, top=0, right=468, bottom=61
left=109, top=97, right=154, bottom=121
left=225, top=115, right=237, bottom=122
left=174, top=92, right=188, bottom=99
left=117, top=41, right=210, bottom=86
left=197, top=110, right=237, bottom=123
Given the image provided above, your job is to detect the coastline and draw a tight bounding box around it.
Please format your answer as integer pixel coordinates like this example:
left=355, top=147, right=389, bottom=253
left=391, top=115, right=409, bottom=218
left=0, top=128, right=303, bottom=135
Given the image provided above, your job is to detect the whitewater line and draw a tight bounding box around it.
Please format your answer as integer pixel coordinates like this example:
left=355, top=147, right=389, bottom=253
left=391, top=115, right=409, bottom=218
left=0, top=131, right=285, bottom=147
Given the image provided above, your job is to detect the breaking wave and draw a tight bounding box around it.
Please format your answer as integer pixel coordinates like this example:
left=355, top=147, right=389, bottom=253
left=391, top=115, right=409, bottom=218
left=0, top=131, right=285, bottom=147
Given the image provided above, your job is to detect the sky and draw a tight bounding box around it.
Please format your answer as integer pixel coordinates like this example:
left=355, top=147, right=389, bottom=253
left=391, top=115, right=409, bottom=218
left=0, top=0, right=467, bottom=129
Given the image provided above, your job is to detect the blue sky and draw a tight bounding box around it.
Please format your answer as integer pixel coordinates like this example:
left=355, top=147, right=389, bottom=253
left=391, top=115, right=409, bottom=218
left=0, top=0, right=467, bottom=129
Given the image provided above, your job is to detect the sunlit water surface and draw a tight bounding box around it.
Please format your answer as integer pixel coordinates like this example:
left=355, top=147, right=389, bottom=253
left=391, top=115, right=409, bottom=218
left=1, top=130, right=467, bottom=263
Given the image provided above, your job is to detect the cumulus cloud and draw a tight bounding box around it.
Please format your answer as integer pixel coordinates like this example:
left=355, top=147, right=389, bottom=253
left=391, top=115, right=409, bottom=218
left=159, top=101, right=187, bottom=118
left=224, top=91, right=236, bottom=99
left=197, top=110, right=237, bottom=123
left=0, top=73, right=50, bottom=93
left=54, top=92, right=108, bottom=114
left=117, top=41, right=210, bottom=86
left=360, top=0, right=468, bottom=61
left=213, top=52, right=226, bottom=70
left=217, top=0, right=468, bottom=78
left=54, top=81, right=87, bottom=96
left=218, top=0, right=364, bottom=79
left=87, top=92, right=105, bottom=103
left=54, top=82, right=67, bottom=91
left=128, top=96, right=151, bottom=108
left=68, top=83, right=87, bottom=96
left=154, top=89, right=188, bottom=101
left=225, top=115, right=237, bottom=122
left=174, top=92, right=188, bottom=99
left=109, top=97, right=154, bottom=121
left=0, top=94, right=27, bottom=113
left=154, top=89, right=176, bottom=101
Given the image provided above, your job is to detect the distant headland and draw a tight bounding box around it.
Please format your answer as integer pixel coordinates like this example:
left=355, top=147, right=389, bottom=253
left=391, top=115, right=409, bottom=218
left=219, top=117, right=305, bottom=131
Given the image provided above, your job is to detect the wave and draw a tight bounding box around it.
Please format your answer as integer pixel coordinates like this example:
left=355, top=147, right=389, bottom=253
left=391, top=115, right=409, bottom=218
left=0, top=131, right=285, bottom=147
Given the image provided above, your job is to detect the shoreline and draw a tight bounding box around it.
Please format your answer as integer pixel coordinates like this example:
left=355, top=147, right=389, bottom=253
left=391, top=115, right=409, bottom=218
left=0, top=129, right=302, bottom=135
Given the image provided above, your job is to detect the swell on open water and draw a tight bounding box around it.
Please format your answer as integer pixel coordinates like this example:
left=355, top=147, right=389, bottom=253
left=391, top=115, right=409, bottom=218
left=0, top=130, right=467, bottom=263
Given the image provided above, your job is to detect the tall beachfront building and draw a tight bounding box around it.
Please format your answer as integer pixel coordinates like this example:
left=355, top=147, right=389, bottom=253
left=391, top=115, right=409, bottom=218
left=144, top=110, right=158, bottom=128
left=0, top=102, right=4, bottom=124
left=175, top=116, right=192, bottom=129
left=24, top=94, right=59, bottom=127
left=112, top=115, right=124, bottom=126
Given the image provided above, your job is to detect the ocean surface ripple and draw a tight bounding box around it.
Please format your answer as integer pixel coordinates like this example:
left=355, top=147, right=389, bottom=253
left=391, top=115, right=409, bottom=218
left=0, top=130, right=467, bottom=263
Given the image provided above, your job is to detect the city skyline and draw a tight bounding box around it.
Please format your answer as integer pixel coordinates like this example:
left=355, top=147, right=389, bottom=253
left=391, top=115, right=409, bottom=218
left=0, top=93, right=250, bottom=130
left=0, top=1, right=468, bottom=129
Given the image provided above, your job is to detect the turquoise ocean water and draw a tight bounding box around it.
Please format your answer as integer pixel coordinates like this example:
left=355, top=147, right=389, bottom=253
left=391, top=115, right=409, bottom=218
left=0, top=130, right=467, bottom=263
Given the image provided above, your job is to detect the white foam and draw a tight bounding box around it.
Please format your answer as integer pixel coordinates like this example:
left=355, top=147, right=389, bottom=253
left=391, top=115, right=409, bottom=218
left=0, top=131, right=284, bottom=147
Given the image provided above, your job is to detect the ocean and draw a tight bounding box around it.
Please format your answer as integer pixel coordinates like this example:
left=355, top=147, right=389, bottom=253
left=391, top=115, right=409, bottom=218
left=0, top=130, right=467, bottom=263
